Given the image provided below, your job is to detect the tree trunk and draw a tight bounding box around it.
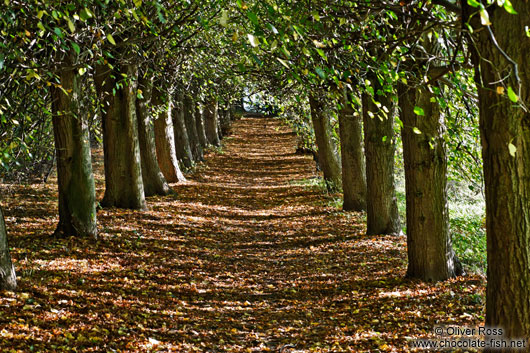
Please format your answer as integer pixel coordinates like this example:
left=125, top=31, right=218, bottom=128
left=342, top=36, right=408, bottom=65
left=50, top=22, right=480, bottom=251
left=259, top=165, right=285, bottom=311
left=469, top=2, right=530, bottom=343
left=136, top=75, right=170, bottom=196
left=183, top=94, right=203, bottom=161
left=217, top=110, right=224, bottom=141
left=0, top=206, right=16, bottom=291
left=153, top=90, right=186, bottom=183
left=195, top=102, right=208, bottom=148
left=338, top=90, right=366, bottom=211
left=219, top=106, right=232, bottom=136
left=204, top=99, right=221, bottom=147
left=172, top=91, right=194, bottom=169
left=399, top=83, right=461, bottom=281
left=309, top=94, right=342, bottom=190
left=362, top=80, right=401, bottom=235
left=95, top=63, right=146, bottom=209
left=52, top=54, right=97, bottom=238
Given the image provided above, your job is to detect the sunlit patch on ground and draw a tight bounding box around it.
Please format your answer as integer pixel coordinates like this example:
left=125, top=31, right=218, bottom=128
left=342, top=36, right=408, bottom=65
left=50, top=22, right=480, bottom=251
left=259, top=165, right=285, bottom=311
left=0, top=117, right=485, bottom=352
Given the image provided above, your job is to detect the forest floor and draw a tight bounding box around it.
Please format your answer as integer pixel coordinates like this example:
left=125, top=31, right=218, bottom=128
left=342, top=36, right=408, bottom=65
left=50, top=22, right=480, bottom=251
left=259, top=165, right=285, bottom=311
left=1, top=117, right=485, bottom=352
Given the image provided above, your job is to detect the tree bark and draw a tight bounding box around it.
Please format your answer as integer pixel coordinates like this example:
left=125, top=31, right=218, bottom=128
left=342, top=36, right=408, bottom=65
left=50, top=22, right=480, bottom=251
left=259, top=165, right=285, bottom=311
left=172, top=91, right=194, bottom=169
left=95, top=63, right=146, bottom=209
left=309, top=94, right=342, bottom=191
left=183, top=94, right=203, bottom=161
left=152, top=89, right=186, bottom=183
left=0, top=206, right=16, bottom=291
left=399, top=83, right=461, bottom=281
left=468, top=1, right=530, bottom=343
left=136, top=75, right=170, bottom=196
left=362, top=80, right=401, bottom=235
left=204, top=98, right=221, bottom=147
left=195, top=102, right=208, bottom=148
left=338, top=90, right=366, bottom=211
left=219, top=106, right=232, bottom=136
left=52, top=53, right=97, bottom=237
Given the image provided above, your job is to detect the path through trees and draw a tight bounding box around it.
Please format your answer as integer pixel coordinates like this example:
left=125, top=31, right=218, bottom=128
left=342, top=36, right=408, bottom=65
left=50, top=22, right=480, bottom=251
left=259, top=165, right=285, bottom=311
left=0, top=117, right=485, bottom=352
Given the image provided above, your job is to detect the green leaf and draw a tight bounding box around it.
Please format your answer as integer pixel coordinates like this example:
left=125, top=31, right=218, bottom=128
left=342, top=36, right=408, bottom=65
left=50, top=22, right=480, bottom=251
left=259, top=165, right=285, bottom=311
left=79, top=8, right=93, bottom=21
left=507, top=86, right=519, bottom=102
left=508, top=142, right=516, bottom=156
left=53, top=27, right=64, bottom=38
left=467, top=0, right=480, bottom=7
left=67, top=18, right=75, bottom=33
left=413, top=106, right=425, bottom=116
left=413, top=127, right=422, bottom=135
left=106, top=34, right=116, bottom=45
left=133, top=0, right=142, bottom=7
left=71, top=42, right=80, bottom=54
left=315, top=67, right=327, bottom=79
left=316, top=48, right=327, bottom=61
left=247, top=11, right=258, bottom=26
left=267, top=23, right=278, bottom=34
left=503, top=0, right=517, bottom=13
left=247, top=34, right=259, bottom=47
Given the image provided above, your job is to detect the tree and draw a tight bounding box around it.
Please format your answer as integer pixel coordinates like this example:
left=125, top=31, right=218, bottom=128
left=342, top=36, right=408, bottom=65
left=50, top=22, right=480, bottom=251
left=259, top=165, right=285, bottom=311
left=52, top=53, right=98, bottom=237
left=172, top=90, right=194, bottom=169
left=466, top=0, right=530, bottom=342
left=309, top=94, right=342, bottom=190
left=362, top=78, right=401, bottom=235
left=195, top=102, right=209, bottom=148
left=183, top=92, right=204, bottom=161
left=399, top=82, right=462, bottom=281
left=95, top=63, right=146, bottom=209
left=338, top=90, right=366, bottom=211
left=0, top=206, right=16, bottom=291
left=153, top=89, right=187, bottom=183
left=136, top=74, right=171, bottom=196
left=204, top=97, right=221, bottom=147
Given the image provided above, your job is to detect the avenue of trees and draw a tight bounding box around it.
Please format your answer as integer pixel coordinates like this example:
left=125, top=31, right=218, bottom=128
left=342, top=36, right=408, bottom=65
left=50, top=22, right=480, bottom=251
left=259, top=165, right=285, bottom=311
left=1, top=0, right=529, bottom=348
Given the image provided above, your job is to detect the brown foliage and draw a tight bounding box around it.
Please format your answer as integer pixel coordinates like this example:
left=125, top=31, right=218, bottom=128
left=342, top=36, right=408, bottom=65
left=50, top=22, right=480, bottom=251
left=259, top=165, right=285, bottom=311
left=0, top=118, right=484, bottom=352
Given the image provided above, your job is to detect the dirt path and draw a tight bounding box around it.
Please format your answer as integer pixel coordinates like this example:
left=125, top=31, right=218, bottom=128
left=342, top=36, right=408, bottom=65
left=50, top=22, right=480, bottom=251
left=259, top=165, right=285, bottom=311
left=1, top=117, right=484, bottom=352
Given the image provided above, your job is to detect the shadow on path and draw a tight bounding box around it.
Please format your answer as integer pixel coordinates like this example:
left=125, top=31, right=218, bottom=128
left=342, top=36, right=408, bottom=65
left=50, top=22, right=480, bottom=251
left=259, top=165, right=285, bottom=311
left=0, top=117, right=485, bottom=352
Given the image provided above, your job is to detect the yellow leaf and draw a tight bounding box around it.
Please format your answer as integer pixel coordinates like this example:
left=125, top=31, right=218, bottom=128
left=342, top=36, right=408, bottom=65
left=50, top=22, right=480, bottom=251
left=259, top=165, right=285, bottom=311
left=106, top=33, right=116, bottom=45
left=496, top=86, right=505, bottom=95
left=67, top=18, right=75, bottom=33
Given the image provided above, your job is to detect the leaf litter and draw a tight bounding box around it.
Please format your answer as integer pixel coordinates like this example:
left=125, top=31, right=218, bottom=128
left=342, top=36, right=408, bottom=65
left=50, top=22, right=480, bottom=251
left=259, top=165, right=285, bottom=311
left=0, top=117, right=485, bottom=352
